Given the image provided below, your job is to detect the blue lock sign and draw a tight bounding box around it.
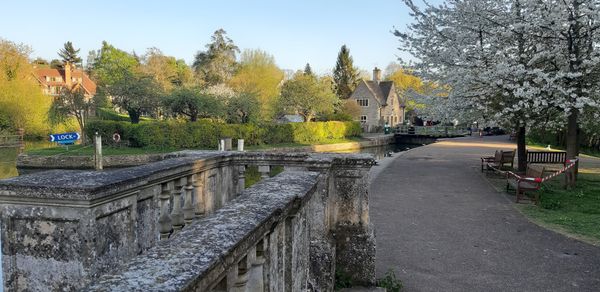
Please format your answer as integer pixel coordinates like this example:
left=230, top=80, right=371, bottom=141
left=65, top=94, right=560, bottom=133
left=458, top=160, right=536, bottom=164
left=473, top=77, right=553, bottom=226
left=49, top=132, right=81, bottom=145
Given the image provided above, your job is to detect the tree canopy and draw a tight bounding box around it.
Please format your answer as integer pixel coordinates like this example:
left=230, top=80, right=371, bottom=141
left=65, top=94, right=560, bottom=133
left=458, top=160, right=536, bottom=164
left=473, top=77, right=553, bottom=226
left=278, top=72, right=339, bottom=122
left=397, top=0, right=600, bottom=177
left=228, top=49, right=284, bottom=120
left=193, top=29, right=239, bottom=86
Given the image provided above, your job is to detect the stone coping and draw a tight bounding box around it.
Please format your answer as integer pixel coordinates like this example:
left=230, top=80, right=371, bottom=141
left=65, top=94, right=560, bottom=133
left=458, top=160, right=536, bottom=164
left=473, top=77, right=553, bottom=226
left=0, top=151, right=374, bottom=202
left=85, top=171, right=319, bottom=291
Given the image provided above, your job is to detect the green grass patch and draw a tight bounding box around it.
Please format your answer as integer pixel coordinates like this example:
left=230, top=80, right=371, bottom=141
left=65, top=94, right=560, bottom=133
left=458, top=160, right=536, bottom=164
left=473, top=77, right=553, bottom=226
left=26, top=145, right=178, bottom=156
left=518, top=172, right=600, bottom=245
left=245, top=137, right=364, bottom=150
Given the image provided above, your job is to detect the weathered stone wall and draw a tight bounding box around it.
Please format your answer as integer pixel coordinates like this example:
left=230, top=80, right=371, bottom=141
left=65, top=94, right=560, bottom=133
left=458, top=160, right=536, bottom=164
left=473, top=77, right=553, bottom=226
left=0, top=151, right=377, bottom=291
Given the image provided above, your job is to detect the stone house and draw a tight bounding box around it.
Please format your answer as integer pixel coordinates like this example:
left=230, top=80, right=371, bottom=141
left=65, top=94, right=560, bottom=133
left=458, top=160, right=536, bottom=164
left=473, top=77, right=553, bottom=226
left=33, top=62, right=97, bottom=99
left=349, top=67, right=403, bottom=132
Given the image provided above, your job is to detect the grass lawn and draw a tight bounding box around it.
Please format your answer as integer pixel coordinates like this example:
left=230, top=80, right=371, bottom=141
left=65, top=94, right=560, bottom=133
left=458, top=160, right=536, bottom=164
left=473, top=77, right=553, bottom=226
left=245, top=137, right=364, bottom=150
left=516, top=169, right=600, bottom=245
left=26, top=145, right=179, bottom=156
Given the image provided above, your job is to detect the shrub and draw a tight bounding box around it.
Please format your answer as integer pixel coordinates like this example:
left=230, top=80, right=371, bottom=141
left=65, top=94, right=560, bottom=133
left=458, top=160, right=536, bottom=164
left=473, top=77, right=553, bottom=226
left=84, top=120, right=362, bottom=149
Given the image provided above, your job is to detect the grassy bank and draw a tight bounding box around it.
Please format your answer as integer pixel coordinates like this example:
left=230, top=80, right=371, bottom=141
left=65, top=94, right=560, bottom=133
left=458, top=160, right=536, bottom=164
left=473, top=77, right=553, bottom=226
left=518, top=169, right=600, bottom=245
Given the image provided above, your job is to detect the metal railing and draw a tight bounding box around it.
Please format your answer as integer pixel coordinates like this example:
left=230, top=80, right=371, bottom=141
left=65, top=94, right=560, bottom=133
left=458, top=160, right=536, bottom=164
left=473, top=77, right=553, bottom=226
left=0, top=128, right=24, bottom=153
left=395, top=125, right=470, bottom=137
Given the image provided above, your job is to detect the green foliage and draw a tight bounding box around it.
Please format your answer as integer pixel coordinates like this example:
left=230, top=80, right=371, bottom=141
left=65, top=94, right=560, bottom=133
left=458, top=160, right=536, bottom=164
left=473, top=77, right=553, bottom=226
left=48, top=89, right=91, bottom=134
left=58, top=41, right=82, bottom=64
left=91, top=41, right=140, bottom=87
left=226, top=92, right=261, bottom=124
left=334, top=269, right=353, bottom=290
left=304, top=63, right=314, bottom=76
left=164, top=87, right=224, bottom=121
left=377, top=269, right=403, bottom=292
left=333, top=45, right=359, bottom=99
left=193, top=29, right=239, bottom=85
left=0, top=39, right=52, bottom=138
left=96, top=107, right=131, bottom=122
left=104, top=71, right=162, bottom=123
left=277, top=73, right=339, bottom=122
left=85, top=120, right=362, bottom=149
left=228, top=49, right=284, bottom=120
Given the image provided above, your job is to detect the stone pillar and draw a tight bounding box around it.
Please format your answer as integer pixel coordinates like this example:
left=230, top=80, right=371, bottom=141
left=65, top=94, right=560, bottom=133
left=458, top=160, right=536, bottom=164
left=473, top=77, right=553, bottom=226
left=183, top=174, right=195, bottom=224
left=158, top=182, right=172, bottom=240
left=258, top=165, right=270, bottom=180
left=237, top=139, right=244, bottom=151
left=331, top=163, right=376, bottom=286
left=224, top=138, right=232, bottom=151
left=171, top=177, right=185, bottom=232
left=193, top=173, right=205, bottom=218
left=237, top=165, right=246, bottom=194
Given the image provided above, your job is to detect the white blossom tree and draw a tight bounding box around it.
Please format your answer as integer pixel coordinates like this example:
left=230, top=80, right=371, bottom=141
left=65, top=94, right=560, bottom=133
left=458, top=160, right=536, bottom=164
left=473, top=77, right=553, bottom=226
left=397, top=0, right=600, bottom=179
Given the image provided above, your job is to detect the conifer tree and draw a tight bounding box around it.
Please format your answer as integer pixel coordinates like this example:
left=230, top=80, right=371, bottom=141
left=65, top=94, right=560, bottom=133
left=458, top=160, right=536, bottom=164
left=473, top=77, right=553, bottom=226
left=304, top=63, right=314, bottom=76
left=333, top=45, right=358, bottom=99
left=58, top=41, right=82, bottom=65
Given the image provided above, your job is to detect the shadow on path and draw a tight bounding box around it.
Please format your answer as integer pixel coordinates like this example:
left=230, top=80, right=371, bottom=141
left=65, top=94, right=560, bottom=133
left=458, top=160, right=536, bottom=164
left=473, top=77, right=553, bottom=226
left=370, top=135, right=600, bottom=291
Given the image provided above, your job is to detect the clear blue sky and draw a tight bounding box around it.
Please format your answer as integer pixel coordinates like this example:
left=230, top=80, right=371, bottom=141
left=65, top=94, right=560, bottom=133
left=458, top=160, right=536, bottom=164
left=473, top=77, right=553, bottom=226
left=0, top=0, right=440, bottom=75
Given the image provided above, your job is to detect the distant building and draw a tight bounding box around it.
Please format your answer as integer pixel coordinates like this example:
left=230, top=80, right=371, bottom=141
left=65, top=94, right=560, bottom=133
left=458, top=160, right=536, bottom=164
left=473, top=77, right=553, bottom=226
left=32, top=62, right=96, bottom=99
left=349, top=67, right=404, bottom=132
left=277, top=114, right=305, bottom=123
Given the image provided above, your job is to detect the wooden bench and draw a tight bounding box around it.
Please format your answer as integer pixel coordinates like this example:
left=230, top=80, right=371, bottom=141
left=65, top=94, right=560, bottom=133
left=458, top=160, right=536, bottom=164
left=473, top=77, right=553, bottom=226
left=526, top=150, right=567, bottom=166
left=506, top=165, right=545, bottom=204
left=481, top=150, right=515, bottom=172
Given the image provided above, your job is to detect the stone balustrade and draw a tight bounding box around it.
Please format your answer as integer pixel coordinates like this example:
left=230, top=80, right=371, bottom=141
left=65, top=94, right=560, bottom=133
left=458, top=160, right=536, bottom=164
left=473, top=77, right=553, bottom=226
left=0, top=151, right=376, bottom=291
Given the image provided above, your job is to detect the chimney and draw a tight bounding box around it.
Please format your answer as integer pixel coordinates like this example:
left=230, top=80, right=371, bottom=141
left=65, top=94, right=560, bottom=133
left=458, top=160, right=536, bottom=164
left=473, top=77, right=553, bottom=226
left=373, top=67, right=381, bottom=82
left=64, top=62, right=72, bottom=88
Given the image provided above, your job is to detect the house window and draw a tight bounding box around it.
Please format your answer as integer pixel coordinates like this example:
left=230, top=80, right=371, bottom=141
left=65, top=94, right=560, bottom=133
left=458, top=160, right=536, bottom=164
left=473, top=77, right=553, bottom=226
left=360, top=115, right=368, bottom=123
left=357, top=99, right=369, bottom=107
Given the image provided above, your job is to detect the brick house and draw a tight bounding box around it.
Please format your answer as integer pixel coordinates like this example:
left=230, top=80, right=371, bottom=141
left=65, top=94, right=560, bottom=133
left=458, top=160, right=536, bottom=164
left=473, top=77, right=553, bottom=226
left=33, top=62, right=96, bottom=99
left=349, top=67, right=403, bottom=132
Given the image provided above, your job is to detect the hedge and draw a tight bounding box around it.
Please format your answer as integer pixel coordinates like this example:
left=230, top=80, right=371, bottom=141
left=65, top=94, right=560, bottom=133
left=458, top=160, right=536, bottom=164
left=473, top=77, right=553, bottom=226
left=85, top=120, right=362, bottom=149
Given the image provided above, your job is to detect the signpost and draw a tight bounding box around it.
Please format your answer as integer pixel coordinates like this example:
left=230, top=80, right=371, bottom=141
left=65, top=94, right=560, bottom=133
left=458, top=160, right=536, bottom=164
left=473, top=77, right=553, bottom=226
left=49, top=132, right=81, bottom=150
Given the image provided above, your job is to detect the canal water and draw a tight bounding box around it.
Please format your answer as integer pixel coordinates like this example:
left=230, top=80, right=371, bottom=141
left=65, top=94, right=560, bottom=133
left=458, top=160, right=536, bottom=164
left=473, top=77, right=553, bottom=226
left=328, top=143, right=421, bottom=160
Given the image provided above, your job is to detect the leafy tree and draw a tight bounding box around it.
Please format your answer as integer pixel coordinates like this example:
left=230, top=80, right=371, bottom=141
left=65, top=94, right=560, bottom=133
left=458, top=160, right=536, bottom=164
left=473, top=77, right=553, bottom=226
left=50, top=59, right=63, bottom=69
left=103, top=71, right=161, bottom=124
left=341, top=99, right=361, bottom=119
left=141, top=47, right=189, bottom=92
left=85, top=50, right=98, bottom=74
left=226, top=92, right=260, bottom=123
left=277, top=72, right=339, bottom=122
left=58, top=41, right=82, bottom=64
left=304, top=63, right=314, bottom=76
left=174, top=59, right=193, bottom=87
left=333, top=45, right=359, bottom=99
left=193, top=29, right=239, bottom=85
left=48, top=88, right=91, bottom=138
left=91, top=41, right=140, bottom=87
left=228, top=49, right=284, bottom=120
left=0, top=39, right=51, bottom=137
left=164, top=87, right=224, bottom=121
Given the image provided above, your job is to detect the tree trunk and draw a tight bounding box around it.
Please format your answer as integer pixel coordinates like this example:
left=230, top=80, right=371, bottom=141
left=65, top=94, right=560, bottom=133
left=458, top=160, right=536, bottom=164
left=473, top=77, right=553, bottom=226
left=517, top=125, right=527, bottom=172
left=129, top=110, right=141, bottom=124
left=566, top=110, right=579, bottom=187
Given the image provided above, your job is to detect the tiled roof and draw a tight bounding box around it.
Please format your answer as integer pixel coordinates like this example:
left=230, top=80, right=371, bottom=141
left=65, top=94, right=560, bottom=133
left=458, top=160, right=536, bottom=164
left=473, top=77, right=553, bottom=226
left=33, top=68, right=97, bottom=95
left=362, top=80, right=395, bottom=105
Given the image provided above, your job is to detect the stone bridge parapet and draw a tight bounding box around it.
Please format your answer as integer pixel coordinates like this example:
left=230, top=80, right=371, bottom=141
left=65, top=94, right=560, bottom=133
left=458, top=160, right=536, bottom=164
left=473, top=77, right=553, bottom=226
left=0, top=151, right=376, bottom=291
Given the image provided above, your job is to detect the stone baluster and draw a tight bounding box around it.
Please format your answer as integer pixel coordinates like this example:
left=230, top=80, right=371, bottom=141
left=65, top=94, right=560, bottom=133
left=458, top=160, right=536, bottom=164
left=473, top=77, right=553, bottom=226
left=158, top=182, right=172, bottom=240
left=229, top=256, right=249, bottom=292
left=237, top=165, right=246, bottom=194
left=183, top=174, right=195, bottom=225
left=194, top=173, right=205, bottom=218
left=171, top=177, right=185, bottom=233
left=247, top=239, right=267, bottom=291
left=258, top=165, right=270, bottom=180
